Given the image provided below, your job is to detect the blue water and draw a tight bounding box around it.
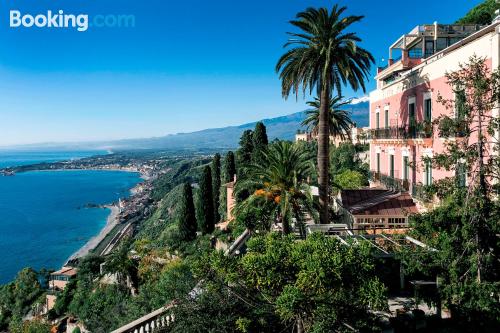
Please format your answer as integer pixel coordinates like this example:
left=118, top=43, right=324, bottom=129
left=0, top=170, right=141, bottom=284
left=0, top=150, right=106, bottom=168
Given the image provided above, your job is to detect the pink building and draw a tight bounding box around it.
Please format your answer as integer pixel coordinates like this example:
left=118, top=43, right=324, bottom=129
left=369, top=21, right=500, bottom=202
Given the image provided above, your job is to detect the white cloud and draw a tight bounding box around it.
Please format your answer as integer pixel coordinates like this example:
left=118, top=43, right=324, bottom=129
left=350, top=96, right=370, bottom=104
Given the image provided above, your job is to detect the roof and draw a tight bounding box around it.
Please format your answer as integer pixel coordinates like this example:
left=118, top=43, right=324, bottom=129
left=51, top=266, right=77, bottom=277
left=340, top=189, right=389, bottom=207
left=340, top=189, right=418, bottom=216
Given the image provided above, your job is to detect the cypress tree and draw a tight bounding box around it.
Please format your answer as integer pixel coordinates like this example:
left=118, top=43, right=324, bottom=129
left=177, top=183, right=197, bottom=241
left=252, top=122, right=269, bottom=161
left=238, top=130, right=254, bottom=165
left=224, top=151, right=236, bottom=182
left=198, top=166, right=214, bottom=234
left=212, top=154, right=221, bottom=224
left=253, top=122, right=268, bottom=147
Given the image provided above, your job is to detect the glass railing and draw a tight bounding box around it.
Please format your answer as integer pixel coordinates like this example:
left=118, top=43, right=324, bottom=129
left=408, top=49, right=423, bottom=59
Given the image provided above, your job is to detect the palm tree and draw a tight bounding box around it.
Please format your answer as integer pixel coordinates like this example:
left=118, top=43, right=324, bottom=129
left=302, top=96, right=354, bottom=140
left=235, top=141, right=316, bottom=235
left=276, top=5, right=374, bottom=224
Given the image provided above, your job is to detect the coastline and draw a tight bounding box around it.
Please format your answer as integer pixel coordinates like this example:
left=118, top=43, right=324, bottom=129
left=0, top=160, right=151, bottom=268
left=67, top=204, right=121, bottom=261
left=66, top=174, right=146, bottom=262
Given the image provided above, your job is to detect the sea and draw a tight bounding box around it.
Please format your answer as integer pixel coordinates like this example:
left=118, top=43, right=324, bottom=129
left=0, top=151, right=142, bottom=284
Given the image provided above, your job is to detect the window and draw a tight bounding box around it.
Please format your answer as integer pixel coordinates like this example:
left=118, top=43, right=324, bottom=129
left=408, top=47, right=423, bottom=59
left=377, top=153, right=380, bottom=173
left=389, top=155, right=395, bottom=178
left=436, top=37, right=448, bottom=51
left=424, top=160, right=433, bottom=185
left=376, top=112, right=380, bottom=129
left=385, top=109, right=389, bottom=128
left=408, top=41, right=423, bottom=58
left=403, top=156, right=409, bottom=181
left=409, top=102, right=416, bottom=137
left=456, top=162, right=466, bottom=187
left=449, top=37, right=462, bottom=46
left=425, top=40, right=435, bottom=58
left=388, top=217, right=407, bottom=225
left=409, top=103, right=416, bottom=123
left=424, top=98, right=432, bottom=121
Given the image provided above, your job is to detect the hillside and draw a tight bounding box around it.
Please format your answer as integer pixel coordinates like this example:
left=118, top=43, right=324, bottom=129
left=5, top=101, right=369, bottom=151
left=100, top=100, right=369, bottom=150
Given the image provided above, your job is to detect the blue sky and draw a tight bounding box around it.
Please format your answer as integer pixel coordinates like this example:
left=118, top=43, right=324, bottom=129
left=0, top=0, right=483, bottom=146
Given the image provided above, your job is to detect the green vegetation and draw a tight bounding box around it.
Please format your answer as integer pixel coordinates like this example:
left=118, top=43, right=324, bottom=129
left=211, top=153, right=222, bottom=223
left=198, top=166, right=215, bottom=234
left=0, top=268, right=45, bottom=331
left=223, top=151, right=236, bottom=182
left=170, top=233, right=386, bottom=332
left=177, top=183, right=197, bottom=242
left=276, top=5, right=374, bottom=224
left=251, top=121, right=268, bottom=161
left=237, top=129, right=254, bottom=169
left=151, top=157, right=211, bottom=201
left=302, top=96, right=354, bottom=139
left=10, top=319, right=51, bottom=333
left=330, top=142, right=369, bottom=192
left=456, top=0, right=500, bottom=25
left=335, top=169, right=366, bottom=190
left=236, top=141, right=316, bottom=234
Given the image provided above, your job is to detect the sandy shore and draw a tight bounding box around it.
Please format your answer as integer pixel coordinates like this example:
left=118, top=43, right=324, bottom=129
left=67, top=204, right=120, bottom=261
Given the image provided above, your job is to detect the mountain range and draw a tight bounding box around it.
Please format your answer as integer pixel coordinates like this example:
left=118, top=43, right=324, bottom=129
left=5, top=101, right=369, bottom=151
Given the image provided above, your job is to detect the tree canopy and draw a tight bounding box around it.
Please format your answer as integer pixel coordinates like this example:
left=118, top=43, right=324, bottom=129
left=198, top=166, right=215, bottom=234
left=211, top=154, right=222, bottom=224
left=456, top=0, right=500, bottom=25
left=235, top=141, right=316, bottom=234
left=174, top=233, right=387, bottom=332
left=177, top=182, right=197, bottom=242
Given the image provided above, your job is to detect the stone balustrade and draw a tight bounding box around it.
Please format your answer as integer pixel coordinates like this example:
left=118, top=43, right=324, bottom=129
left=110, top=305, right=174, bottom=333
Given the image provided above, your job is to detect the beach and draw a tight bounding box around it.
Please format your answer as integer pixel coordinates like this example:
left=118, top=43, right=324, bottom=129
left=67, top=204, right=120, bottom=261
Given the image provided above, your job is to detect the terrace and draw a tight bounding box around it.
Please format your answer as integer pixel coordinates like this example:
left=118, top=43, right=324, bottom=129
left=377, top=23, right=483, bottom=83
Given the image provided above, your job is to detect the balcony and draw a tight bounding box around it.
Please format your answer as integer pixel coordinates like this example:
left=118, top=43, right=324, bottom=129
left=370, top=171, right=410, bottom=192
left=370, top=122, right=433, bottom=141
left=411, top=183, right=435, bottom=203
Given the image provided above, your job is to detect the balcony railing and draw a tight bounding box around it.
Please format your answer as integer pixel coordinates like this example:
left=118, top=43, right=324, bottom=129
left=370, top=171, right=410, bottom=192
left=411, top=183, right=435, bottom=203
left=370, top=122, right=433, bottom=140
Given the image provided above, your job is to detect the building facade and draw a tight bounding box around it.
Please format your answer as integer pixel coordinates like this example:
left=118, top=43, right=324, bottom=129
left=295, top=126, right=369, bottom=146
left=369, top=21, right=500, bottom=201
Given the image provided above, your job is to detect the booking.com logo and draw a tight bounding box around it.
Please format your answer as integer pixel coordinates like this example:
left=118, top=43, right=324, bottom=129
left=9, top=10, right=135, bottom=32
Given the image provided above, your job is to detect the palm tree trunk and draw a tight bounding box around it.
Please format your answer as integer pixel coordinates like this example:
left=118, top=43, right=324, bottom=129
left=318, top=83, right=330, bottom=224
